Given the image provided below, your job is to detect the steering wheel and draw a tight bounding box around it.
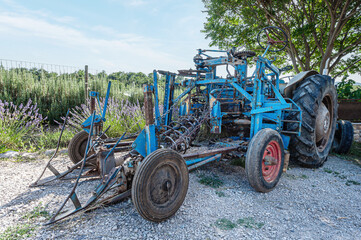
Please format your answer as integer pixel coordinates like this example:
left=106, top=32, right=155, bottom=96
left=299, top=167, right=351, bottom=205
left=257, top=26, right=288, bottom=52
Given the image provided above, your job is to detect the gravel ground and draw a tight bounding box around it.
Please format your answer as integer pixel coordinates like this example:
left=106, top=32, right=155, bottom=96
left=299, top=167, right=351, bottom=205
left=0, top=152, right=360, bottom=240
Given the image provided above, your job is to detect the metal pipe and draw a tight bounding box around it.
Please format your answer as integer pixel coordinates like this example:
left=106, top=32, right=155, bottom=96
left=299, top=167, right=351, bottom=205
left=182, top=146, right=239, bottom=160
left=102, top=81, right=112, bottom=119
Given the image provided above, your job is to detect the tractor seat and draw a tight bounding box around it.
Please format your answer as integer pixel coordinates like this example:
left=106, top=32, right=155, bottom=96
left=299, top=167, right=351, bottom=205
left=234, top=50, right=256, bottom=59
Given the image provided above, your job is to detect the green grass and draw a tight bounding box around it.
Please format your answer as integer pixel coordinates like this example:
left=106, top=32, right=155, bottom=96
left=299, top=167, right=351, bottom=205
left=215, top=191, right=226, bottom=197
left=0, top=128, right=74, bottom=156
left=284, top=173, right=309, bottom=180
left=0, top=145, right=11, bottom=154
left=37, top=129, right=74, bottom=150
left=0, top=204, right=50, bottom=239
left=237, top=217, right=265, bottom=229
left=0, top=224, right=35, bottom=240
left=214, top=218, right=237, bottom=230
left=230, top=156, right=245, bottom=167
left=332, top=142, right=361, bottom=167
left=198, top=174, right=224, bottom=188
left=214, top=217, right=265, bottom=231
left=22, top=204, right=50, bottom=221
left=346, top=180, right=361, bottom=186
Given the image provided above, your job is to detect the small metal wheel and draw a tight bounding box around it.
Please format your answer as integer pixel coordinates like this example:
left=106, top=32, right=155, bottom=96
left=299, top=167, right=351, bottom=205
left=245, top=128, right=284, bottom=193
left=132, top=148, right=189, bottom=222
left=68, top=130, right=91, bottom=164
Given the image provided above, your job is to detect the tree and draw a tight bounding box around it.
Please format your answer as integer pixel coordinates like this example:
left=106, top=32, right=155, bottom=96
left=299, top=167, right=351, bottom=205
left=202, top=0, right=361, bottom=77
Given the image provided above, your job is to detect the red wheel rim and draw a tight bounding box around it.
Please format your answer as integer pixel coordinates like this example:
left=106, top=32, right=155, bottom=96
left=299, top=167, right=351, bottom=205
left=262, top=140, right=282, bottom=183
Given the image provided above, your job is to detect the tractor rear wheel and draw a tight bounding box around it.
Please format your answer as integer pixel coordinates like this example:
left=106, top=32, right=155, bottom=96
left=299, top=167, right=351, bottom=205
left=132, top=148, right=189, bottom=222
left=288, top=74, right=338, bottom=167
left=245, top=128, right=284, bottom=193
left=333, top=120, right=354, bottom=154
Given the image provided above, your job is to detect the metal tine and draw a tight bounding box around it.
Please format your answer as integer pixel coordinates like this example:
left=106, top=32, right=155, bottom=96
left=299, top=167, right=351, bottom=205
left=47, top=130, right=128, bottom=225
left=101, top=131, right=127, bottom=177
left=30, top=123, right=111, bottom=187
left=30, top=109, right=70, bottom=187
left=47, top=111, right=97, bottom=224
left=46, top=166, right=125, bottom=225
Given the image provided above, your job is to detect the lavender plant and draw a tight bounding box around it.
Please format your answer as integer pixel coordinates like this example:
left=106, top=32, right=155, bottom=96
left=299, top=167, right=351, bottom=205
left=58, top=97, right=145, bottom=138
left=0, top=99, right=45, bottom=151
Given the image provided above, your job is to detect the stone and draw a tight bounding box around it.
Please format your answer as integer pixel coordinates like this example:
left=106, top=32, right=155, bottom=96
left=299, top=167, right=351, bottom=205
left=21, top=152, right=37, bottom=159
left=354, top=134, right=360, bottom=142
left=59, top=149, right=68, bottom=155
left=44, top=149, right=55, bottom=156
left=0, top=151, right=19, bottom=159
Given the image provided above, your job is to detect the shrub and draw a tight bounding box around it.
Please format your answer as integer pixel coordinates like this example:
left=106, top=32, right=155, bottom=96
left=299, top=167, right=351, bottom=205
left=0, top=67, right=147, bottom=123
left=336, top=78, right=361, bottom=100
left=0, top=99, right=45, bottom=150
left=57, top=97, right=145, bottom=138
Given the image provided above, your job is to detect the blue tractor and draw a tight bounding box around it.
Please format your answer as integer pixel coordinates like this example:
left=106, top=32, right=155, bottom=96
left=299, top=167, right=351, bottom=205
left=33, top=27, right=338, bottom=224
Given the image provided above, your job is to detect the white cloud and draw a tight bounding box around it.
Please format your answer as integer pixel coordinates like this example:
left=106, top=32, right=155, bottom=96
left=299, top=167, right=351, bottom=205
left=0, top=11, right=187, bottom=72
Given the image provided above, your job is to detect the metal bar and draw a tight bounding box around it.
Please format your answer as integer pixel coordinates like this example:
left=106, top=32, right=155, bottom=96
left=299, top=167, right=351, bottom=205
left=230, top=82, right=253, bottom=102
left=101, top=189, right=131, bottom=205
left=182, top=146, right=239, bottom=159
left=188, top=154, right=222, bottom=171
left=85, top=65, right=88, bottom=103
left=49, top=111, right=96, bottom=223
left=250, top=104, right=291, bottom=114
left=153, top=70, right=161, bottom=126
left=102, top=132, right=127, bottom=176
left=30, top=109, right=70, bottom=186
left=280, top=131, right=299, bottom=135
left=281, top=120, right=300, bottom=123
left=269, top=82, right=287, bottom=105
left=186, top=156, right=214, bottom=166
left=173, top=84, right=195, bottom=105
left=102, top=81, right=112, bottom=119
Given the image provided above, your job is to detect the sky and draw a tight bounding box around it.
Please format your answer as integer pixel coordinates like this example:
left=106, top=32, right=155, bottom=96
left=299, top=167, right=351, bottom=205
left=0, top=0, right=359, bottom=82
left=0, top=0, right=211, bottom=74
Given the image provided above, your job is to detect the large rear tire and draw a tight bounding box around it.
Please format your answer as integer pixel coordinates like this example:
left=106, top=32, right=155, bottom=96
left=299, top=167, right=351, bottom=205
left=288, top=74, right=338, bottom=168
left=333, top=120, right=354, bottom=154
left=132, top=149, right=189, bottom=222
left=246, top=128, right=284, bottom=193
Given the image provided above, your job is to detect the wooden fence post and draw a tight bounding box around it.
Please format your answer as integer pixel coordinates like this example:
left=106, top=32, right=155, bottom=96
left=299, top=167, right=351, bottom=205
left=85, top=65, right=89, bottom=104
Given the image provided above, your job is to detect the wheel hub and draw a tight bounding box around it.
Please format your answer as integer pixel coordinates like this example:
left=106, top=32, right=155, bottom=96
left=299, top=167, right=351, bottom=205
left=316, top=102, right=330, bottom=142
left=262, top=141, right=282, bottom=183
left=149, top=165, right=177, bottom=205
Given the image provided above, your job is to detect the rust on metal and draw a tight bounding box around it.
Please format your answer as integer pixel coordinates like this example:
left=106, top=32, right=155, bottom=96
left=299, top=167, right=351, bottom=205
left=143, top=85, right=155, bottom=125
left=182, top=146, right=240, bottom=160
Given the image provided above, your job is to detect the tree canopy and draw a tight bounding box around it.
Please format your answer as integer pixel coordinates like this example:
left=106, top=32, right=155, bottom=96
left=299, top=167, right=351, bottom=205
left=202, top=0, right=361, bottom=78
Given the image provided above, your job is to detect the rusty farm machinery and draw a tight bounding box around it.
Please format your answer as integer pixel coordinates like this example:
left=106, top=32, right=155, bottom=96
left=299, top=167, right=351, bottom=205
left=32, top=26, right=344, bottom=224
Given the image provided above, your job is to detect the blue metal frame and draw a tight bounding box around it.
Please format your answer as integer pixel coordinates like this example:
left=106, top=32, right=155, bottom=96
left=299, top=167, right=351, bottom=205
left=81, top=43, right=302, bottom=165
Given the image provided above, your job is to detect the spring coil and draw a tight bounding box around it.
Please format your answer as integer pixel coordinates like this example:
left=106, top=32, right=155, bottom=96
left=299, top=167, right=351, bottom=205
left=159, top=116, right=200, bottom=153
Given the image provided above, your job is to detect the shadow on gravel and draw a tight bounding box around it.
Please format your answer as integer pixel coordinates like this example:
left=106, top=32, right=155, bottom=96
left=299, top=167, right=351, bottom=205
left=0, top=188, right=51, bottom=210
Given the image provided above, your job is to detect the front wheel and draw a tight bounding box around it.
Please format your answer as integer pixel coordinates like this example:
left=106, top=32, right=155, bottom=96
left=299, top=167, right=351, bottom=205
left=132, top=149, right=189, bottom=222
left=246, top=128, right=284, bottom=193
